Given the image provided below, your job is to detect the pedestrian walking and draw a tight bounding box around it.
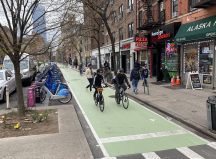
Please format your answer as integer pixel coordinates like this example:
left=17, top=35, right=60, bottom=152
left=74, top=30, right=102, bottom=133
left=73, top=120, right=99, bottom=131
left=85, top=63, right=94, bottom=91
left=73, top=56, right=78, bottom=69
left=141, top=64, right=149, bottom=86
left=69, top=56, right=72, bottom=67
left=130, top=65, right=141, bottom=94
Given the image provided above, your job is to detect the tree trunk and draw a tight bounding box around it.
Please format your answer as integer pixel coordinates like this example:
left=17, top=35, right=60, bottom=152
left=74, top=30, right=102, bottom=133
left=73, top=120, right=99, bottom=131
left=97, top=34, right=102, bottom=68
left=103, top=18, right=116, bottom=71
left=14, top=61, right=25, bottom=116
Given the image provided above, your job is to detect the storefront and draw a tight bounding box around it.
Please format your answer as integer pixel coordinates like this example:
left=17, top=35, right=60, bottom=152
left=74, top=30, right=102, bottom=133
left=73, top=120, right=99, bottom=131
left=175, top=15, right=216, bottom=88
left=121, top=43, right=131, bottom=74
left=134, top=36, right=148, bottom=67
left=150, top=22, right=181, bottom=81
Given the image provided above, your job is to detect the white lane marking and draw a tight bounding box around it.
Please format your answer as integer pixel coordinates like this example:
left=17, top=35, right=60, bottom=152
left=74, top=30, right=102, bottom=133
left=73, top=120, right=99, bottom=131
left=101, top=129, right=187, bottom=143
left=142, top=152, right=161, bottom=159
left=208, top=142, right=216, bottom=150
left=149, top=118, right=156, bottom=122
left=177, top=147, right=205, bottom=159
left=61, top=66, right=109, bottom=157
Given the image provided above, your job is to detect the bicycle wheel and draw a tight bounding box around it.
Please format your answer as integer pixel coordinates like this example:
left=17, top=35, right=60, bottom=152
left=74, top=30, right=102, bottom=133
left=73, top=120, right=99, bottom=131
left=58, top=91, right=72, bottom=104
left=122, top=94, right=129, bottom=109
left=99, top=95, right=104, bottom=112
left=115, top=91, right=120, bottom=104
left=94, top=95, right=98, bottom=106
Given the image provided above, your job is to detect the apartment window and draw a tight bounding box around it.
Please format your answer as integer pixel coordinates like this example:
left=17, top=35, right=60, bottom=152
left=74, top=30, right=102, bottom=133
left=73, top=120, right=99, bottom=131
left=159, top=1, right=165, bottom=22
left=119, top=28, right=123, bottom=40
left=128, top=23, right=134, bottom=38
left=172, top=0, right=178, bottom=17
left=128, top=0, right=134, bottom=10
left=119, top=4, right=124, bottom=18
left=138, top=11, right=144, bottom=27
left=189, top=0, right=198, bottom=11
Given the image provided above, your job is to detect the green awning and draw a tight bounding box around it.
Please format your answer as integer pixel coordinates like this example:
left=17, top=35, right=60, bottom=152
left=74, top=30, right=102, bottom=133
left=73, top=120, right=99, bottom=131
left=175, top=15, right=216, bottom=42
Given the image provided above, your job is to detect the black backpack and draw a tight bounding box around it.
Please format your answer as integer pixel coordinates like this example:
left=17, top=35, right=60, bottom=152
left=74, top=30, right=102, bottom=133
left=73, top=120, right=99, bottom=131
left=133, top=69, right=140, bottom=80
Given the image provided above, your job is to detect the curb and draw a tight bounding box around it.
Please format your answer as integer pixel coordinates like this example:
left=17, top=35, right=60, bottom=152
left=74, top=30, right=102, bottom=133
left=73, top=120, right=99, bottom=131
left=126, top=93, right=216, bottom=140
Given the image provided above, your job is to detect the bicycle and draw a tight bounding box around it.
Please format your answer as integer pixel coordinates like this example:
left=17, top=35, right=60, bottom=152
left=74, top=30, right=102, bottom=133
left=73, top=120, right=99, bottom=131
left=37, top=79, right=72, bottom=104
left=115, top=86, right=129, bottom=109
left=94, top=85, right=107, bottom=112
left=143, top=78, right=149, bottom=95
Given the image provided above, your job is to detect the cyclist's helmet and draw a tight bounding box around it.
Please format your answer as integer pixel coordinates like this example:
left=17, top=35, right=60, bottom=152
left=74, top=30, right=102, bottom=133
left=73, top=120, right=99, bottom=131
left=97, top=69, right=101, bottom=73
left=119, top=68, right=124, bottom=73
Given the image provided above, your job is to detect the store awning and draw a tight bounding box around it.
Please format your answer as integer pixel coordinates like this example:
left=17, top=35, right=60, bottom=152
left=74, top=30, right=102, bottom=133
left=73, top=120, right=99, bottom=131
left=175, top=15, right=216, bottom=43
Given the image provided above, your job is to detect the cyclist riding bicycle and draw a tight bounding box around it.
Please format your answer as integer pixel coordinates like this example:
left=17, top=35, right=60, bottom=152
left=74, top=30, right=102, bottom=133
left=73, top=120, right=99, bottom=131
left=93, top=69, right=106, bottom=99
left=113, top=69, right=131, bottom=103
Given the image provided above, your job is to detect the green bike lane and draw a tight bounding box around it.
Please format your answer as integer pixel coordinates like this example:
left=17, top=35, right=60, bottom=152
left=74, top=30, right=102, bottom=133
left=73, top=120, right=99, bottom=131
left=60, top=66, right=208, bottom=157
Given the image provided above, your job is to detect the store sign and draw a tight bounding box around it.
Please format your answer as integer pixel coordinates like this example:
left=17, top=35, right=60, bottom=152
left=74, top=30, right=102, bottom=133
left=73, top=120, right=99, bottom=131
left=175, top=15, right=216, bottom=42
left=135, top=36, right=148, bottom=48
left=151, top=30, right=171, bottom=41
left=121, top=43, right=131, bottom=50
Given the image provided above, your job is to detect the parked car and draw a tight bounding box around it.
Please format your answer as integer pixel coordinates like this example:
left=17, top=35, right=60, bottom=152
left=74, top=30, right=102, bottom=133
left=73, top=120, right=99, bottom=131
left=3, top=53, right=37, bottom=85
left=0, top=69, right=16, bottom=102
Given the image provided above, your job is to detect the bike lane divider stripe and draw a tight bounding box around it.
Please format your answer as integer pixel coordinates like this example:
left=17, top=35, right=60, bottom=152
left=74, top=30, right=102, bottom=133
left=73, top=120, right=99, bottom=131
left=100, top=129, right=187, bottom=143
left=60, top=67, right=109, bottom=157
left=208, top=142, right=216, bottom=149
left=177, top=147, right=205, bottom=159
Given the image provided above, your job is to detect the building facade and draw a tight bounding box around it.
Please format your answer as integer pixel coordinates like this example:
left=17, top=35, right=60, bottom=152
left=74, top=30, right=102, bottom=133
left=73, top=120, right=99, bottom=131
left=137, top=0, right=216, bottom=89
left=89, top=0, right=137, bottom=73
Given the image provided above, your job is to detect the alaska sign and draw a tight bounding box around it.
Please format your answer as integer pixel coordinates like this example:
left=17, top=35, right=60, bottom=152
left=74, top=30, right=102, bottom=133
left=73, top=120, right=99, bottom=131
left=175, top=15, right=216, bottom=42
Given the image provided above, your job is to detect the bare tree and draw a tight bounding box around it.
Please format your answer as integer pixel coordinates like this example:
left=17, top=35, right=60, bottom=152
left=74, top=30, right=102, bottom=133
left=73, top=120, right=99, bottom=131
left=81, top=0, right=116, bottom=70
left=0, top=0, right=77, bottom=116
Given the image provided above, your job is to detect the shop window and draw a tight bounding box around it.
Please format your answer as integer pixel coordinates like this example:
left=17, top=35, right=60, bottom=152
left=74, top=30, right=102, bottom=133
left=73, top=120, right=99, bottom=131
left=199, top=42, right=213, bottom=74
left=184, top=43, right=198, bottom=73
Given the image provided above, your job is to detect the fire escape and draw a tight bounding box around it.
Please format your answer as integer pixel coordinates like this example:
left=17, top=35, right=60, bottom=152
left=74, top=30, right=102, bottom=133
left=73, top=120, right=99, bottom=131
left=138, top=0, right=161, bottom=31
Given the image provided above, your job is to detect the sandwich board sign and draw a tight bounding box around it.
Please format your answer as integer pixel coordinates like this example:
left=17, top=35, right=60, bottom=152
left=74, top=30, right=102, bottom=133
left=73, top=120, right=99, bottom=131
left=186, top=72, right=202, bottom=90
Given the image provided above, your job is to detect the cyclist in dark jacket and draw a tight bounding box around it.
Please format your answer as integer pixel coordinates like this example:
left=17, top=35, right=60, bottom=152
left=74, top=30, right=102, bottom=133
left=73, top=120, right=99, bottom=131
left=113, top=69, right=131, bottom=103
left=93, top=69, right=105, bottom=99
left=115, top=69, right=130, bottom=91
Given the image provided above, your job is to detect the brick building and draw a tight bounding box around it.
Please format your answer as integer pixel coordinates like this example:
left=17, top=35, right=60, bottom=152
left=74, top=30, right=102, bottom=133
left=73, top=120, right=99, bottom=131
left=137, top=0, right=216, bottom=89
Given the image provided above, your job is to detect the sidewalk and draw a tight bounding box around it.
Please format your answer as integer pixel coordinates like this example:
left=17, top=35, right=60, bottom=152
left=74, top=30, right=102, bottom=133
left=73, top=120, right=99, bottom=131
left=126, top=77, right=216, bottom=139
left=0, top=105, right=93, bottom=159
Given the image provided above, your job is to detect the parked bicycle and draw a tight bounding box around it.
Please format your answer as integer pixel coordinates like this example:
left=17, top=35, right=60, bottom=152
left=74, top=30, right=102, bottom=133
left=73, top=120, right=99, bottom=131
left=115, top=86, right=129, bottom=109
left=94, top=85, right=107, bottom=112
left=37, top=78, right=72, bottom=104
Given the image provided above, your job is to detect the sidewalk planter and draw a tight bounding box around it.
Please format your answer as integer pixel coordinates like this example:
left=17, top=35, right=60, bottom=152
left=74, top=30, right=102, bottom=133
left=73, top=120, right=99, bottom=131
left=206, top=96, right=216, bottom=130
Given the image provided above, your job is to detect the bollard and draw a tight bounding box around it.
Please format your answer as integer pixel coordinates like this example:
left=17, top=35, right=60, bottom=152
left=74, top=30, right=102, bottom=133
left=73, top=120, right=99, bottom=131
left=6, top=85, right=10, bottom=109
